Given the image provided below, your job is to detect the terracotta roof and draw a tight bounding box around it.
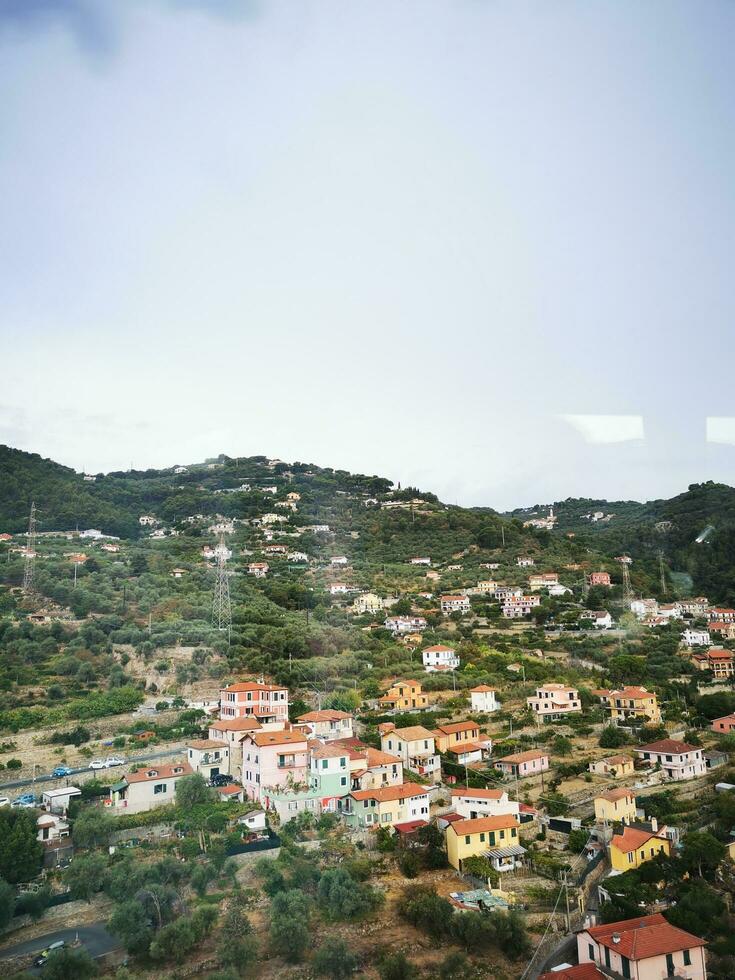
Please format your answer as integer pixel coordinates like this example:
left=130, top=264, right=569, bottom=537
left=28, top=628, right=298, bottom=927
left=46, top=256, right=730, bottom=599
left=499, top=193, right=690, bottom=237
left=447, top=814, right=518, bottom=835
left=310, top=742, right=350, bottom=759
left=539, top=966, right=606, bottom=980
left=452, top=787, right=505, bottom=800
left=440, top=812, right=465, bottom=823
left=389, top=726, right=435, bottom=741
left=423, top=645, right=455, bottom=653
left=393, top=820, right=428, bottom=834
left=125, top=762, right=192, bottom=784
left=297, top=710, right=352, bottom=722
left=597, top=788, right=635, bottom=803
left=188, top=739, right=227, bottom=750
left=217, top=784, right=242, bottom=796
left=470, top=685, right=497, bottom=693
left=223, top=682, right=287, bottom=693
left=210, top=717, right=261, bottom=732
left=637, top=739, right=698, bottom=755
left=599, top=755, right=632, bottom=766
left=350, top=783, right=429, bottom=803
left=440, top=595, right=469, bottom=602
left=611, top=826, right=665, bottom=853
left=447, top=742, right=485, bottom=755
left=365, top=747, right=402, bottom=767
left=435, top=721, right=479, bottom=735
left=498, top=750, right=548, bottom=764
left=248, top=731, right=307, bottom=748
left=584, top=913, right=705, bottom=960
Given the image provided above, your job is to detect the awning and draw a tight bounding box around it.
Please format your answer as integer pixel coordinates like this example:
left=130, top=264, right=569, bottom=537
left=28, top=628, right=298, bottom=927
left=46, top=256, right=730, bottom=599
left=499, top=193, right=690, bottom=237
left=110, top=781, right=126, bottom=792
left=486, top=844, right=527, bottom=859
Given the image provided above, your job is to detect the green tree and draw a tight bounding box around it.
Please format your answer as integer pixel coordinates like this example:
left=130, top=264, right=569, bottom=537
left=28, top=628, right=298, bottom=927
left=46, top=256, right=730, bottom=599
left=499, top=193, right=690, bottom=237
left=175, top=772, right=213, bottom=809
left=439, top=951, right=471, bottom=979
left=599, top=726, right=627, bottom=748
left=216, top=898, right=258, bottom=976
left=0, top=809, right=43, bottom=883
left=679, top=832, right=726, bottom=879
left=378, top=951, right=415, bottom=980
left=64, top=852, right=107, bottom=902
left=43, top=948, right=98, bottom=980
left=108, top=900, right=153, bottom=956
left=0, top=877, right=14, bottom=929
left=269, top=889, right=310, bottom=963
left=316, top=868, right=382, bottom=919
left=552, top=734, right=573, bottom=757
left=313, top=937, right=359, bottom=979
left=398, top=849, right=421, bottom=879
left=72, top=808, right=114, bottom=850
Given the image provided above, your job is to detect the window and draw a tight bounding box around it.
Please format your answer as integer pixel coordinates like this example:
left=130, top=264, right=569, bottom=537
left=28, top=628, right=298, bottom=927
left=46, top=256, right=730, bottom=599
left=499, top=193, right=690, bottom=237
left=666, top=953, right=675, bottom=977
left=588, top=944, right=594, bottom=961
left=480, top=833, right=485, bottom=842
left=154, top=783, right=167, bottom=794
left=340, top=776, right=347, bottom=786
left=683, top=949, right=691, bottom=966
left=322, top=760, right=328, bottom=770
left=621, top=955, right=631, bottom=979
left=465, top=835, right=471, bottom=844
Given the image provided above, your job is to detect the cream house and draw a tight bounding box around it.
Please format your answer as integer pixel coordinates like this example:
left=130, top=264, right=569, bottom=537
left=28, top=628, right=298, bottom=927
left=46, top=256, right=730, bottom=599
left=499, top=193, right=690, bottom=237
left=110, top=762, right=193, bottom=814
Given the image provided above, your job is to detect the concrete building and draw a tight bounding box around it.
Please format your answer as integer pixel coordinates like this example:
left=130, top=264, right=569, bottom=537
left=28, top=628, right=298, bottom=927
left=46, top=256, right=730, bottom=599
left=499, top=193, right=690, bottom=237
left=635, top=739, right=706, bottom=781
left=219, top=681, right=289, bottom=722
left=380, top=725, right=441, bottom=783
left=470, top=685, right=500, bottom=714
left=527, top=684, right=581, bottom=722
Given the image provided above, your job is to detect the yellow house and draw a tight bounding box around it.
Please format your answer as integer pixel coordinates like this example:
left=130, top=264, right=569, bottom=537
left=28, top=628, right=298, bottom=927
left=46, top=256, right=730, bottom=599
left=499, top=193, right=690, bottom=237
left=593, top=687, right=661, bottom=724
left=432, top=721, right=482, bottom=753
left=588, top=755, right=635, bottom=779
left=594, top=788, right=637, bottom=825
left=446, top=814, right=524, bottom=874
left=378, top=679, right=429, bottom=711
left=609, top=824, right=670, bottom=871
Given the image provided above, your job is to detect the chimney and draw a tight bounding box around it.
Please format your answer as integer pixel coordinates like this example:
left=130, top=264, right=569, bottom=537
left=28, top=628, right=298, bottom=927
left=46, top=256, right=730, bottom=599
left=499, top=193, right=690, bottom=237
left=612, top=933, right=621, bottom=944
left=650, top=817, right=658, bottom=832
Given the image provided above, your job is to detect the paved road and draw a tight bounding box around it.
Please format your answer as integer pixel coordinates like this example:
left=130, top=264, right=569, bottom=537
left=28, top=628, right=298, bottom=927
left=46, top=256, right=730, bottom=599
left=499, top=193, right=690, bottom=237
left=0, top=924, right=119, bottom=973
left=0, top=746, right=184, bottom=795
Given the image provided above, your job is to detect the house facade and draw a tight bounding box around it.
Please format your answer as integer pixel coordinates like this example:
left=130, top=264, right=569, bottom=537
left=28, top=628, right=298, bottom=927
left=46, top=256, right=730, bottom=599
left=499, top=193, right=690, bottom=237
left=593, top=687, right=661, bottom=724
left=577, top=914, right=707, bottom=980
left=635, top=739, right=706, bottom=781
left=445, top=815, right=524, bottom=873
left=470, top=686, right=500, bottom=714
left=451, top=787, right=520, bottom=821
left=378, top=679, right=430, bottom=711
left=594, top=788, right=637, bottom=825
left=187, top=739, right=231, bottom=780
left=342, top=784, right=430, bottom=830
left=384, top=615, right=428, bottom=633
left=609, top=823, right=671, bottom=871
left=440, top=595, right=471, bottom=615
left=712, top=713, right=735, bottom=734
left=296, top=710, right=354, bottom=741
left=219, top=681, right=289, bottom=722
left=422, top=645, right=459, bottom=671
left=432, top=721, right=490, bottom=763
left=241, top=730, right=308, bottom=802
left=527, top=684, right=581, bottom=721
left=588, top=755, right=634, bottom=779
left=110, top=762, right=193, bottom=814
left=380, top=725, right=441, bottom=783
left=496, top=750, right=549, bottom=778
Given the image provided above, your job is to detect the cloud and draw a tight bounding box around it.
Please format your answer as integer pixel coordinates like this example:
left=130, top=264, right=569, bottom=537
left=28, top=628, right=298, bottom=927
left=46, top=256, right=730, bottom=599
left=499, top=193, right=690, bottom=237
left=559, top=414, right=645, bottom=444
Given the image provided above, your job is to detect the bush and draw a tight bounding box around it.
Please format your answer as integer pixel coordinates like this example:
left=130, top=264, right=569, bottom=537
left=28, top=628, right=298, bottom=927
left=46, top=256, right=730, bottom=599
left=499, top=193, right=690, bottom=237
left=599, top=726, right=627, bottom=748
left=313, top=937, right=359, bottom=978
left=397, top=849, right=421, bottom=879
left=397, top=884, right=454, bottom=937
left=5, top=759, right=22, bottom=770
left=317, top=867, right=382, bottom=920
left=269, top=889, right=310, bottom=963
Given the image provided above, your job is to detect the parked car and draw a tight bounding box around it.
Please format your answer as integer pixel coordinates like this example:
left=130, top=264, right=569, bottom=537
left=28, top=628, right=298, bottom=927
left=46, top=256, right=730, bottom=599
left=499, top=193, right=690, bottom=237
left=0, top=796, right=10, bottom=807
left=34, top=940, right=65, bottom=967
left=210, top=773, right=231, bottom=787
left=12, top=793, right=36, bottom=808
left=104, top=756, right=125, bottom=768
left=89, top=759, right=107, bottom=770
left=51, top=765, right=73, bottom=777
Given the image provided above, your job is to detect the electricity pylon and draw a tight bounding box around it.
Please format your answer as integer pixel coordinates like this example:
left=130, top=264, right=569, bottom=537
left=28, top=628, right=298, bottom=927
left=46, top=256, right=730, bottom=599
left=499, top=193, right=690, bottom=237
left=22, top=501, right=37, bottom=598
left=658, top=551, right=668, bottom=596
left=212, top=534, right=232, bottom=641
left=616, top=554, right=634, bottom=604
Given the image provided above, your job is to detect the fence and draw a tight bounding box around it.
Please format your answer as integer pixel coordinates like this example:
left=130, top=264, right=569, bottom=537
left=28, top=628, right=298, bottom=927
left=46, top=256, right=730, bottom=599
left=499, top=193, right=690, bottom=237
left=226, top=833, right=281, bottom=857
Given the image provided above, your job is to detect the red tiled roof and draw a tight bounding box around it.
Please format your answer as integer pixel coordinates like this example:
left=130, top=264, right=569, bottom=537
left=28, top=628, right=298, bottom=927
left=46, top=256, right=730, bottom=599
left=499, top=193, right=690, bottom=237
left=584, top=913, right=705, bottom=960
left=125, top=762, right=192, bottom=784
left=393, top=820, right=428, bottom=834
left=350, top=783, right=428, bottom=803
left=452, top=787, right=504, bottom=800
left=446, top=814, right=518, bottom=835
left=539, top=966, right=606, bottom=980
left=637, top=739, right=698, bottom=755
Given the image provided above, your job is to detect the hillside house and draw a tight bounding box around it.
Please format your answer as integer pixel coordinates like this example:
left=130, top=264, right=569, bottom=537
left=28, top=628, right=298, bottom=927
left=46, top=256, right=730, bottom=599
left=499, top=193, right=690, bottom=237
left=110, top=762, right=193, bottom=814
left=330, top=556, right=348, bottom=566
left=690, top=647, right=735, bottom=678
left=329, top=583, right=350, bottom=595
left=241, top=730, right=308, bottom=803
left=592, top=687, right=661, bottom=724
left=475, top=580, right=498, bottom=594
left=220, top=681, right=289, bottom=722
left=342, top=783, right=430, bottom=831
left=577, top=913, right=706, bottom=980
left=609, top=821, right=671, bottom=871
left=422, top=645, right=459, bottom=672
left=588, top=755, right=634, bottom=779
left=432, top=721, right=490, bottom=763
left=579, top=610, right=613, bottom=629
left=712, top=713, right=735, bottom=734
left=470, top=685, right=500, bottom=714
left=496, top=750, right=549, bottom=778
left=594, top=788, right=637, bottom=825
left=451, top=787, right=520, bottom=821
left=708, top=621, right=735, bottom=640
left=679, top=597, right=710, bottom=616
left=288, top=551, right=309, bottom=562
left=630, top=598, right=659, bottom=619
left=635, top=739, right=706, bottom=781
left=502, top=598, right=539, bottom=618
left=353, top=592, right=385, bottom=614
left=445, top=815, right=524, bottom=874
left=384, top=615, right=428, bottom=633
left=527, top=684, right=581, bottom=721
left=516, top=557, right=535, bottom=567
left=248, top=562, right=269, bottom=577
left=187, top=739, right=230, bottom=780
left=410, top=557, right=431, bottom=566
left=588, top=571, right=612, bottom=587
left=347, top=746, right=404, bottom=791
left=296, top=709, right=354, bottom=741
left=380, top=725, right=441, bottom=782
left=681, top=628, right=711, bottom=647
left=528, top=573, right=559, bottom=590
left=440, top=594, right=471, bottom=615
left=378, top=679, right=430, bottom=712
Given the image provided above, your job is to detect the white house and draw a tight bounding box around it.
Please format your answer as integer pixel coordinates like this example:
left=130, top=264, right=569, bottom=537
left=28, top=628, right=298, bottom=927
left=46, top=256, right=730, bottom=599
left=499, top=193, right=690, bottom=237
left=139, top=515, right=157, bottom=526
left=384, top=615, right=427, bottom=633
left=440, top=595, right=471, bottom=615
left=451, top=787, right=520, bottom=821
left=580, top=610, right=613, bottom=629
left=248, top=562, right=269, bottom=578
left=330, top=556, right=349, bottom=566
left=516, top=557, right=535, bottom=567
left=329, top=583, right=350, bottom=595
left=635, top=739, right=706, bottom=781
left=470, top=686, right=500, bottom=714
left=410, top=557, right=431, bottom=566
left=422, top=645, right=459, bottom=672
left=681, top=628, right=711, bottom=647
left=288, top=552, right=309, bottom=562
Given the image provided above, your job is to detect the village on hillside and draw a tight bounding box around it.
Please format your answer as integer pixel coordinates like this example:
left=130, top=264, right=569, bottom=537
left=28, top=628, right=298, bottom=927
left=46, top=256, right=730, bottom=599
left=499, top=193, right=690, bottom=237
left=1, top=453, right=735, bottom=979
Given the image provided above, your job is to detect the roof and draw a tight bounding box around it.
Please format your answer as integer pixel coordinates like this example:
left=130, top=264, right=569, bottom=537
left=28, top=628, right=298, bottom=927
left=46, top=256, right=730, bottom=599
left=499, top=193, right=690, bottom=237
left=539, top=966, right=606, bottom=980
left=393, top=820, right=428, bottom=834
left=596, top=686, right=656, bottom=700
left=637, top=739, right=698, bottom=755
left=497, top=750, right=548, bottom=764
left=440, top=595, right=469, bottom=601
left=584, top=913, right=705, bottom=960
left=434, top=721, right=479, bottom=735
left=223, top=681, right=287, bottom=693
left=611, top=826, right=665, bottom=853
left=447, top=742, right=485, bottom=755
left=423, top=645, right=455, bottom=653
left=125, top=762, right=193, bottom=784
left=310, top=742, right=350, bottom=760
left=440, top=812, right=466, bottom=824
left=389, top=726, right=435, bottom=741
left=365, top=747, right=402, bottom=767
left=470, top=685, right=497, bottom=693
left=452, top=787, right=505, bottom=800
left=186, top=738, right=228, bottom=751
left=447, top=814, right=518, bottom=835
left=597, top=788, right=635, bottom=803
left=598, top=755, right=633, bottom=766
left=297, top=710, right=352, bottom=722
left=350, top=783, right=429, bottom=803
left=248, top=730, right=307, bottom=748
left=210, top=717, right=261, bottom=732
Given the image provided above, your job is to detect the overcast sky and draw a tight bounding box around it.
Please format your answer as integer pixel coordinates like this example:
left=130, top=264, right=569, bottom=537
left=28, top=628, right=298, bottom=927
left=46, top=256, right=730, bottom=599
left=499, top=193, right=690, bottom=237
left=1, top=0, right=735, bottom=509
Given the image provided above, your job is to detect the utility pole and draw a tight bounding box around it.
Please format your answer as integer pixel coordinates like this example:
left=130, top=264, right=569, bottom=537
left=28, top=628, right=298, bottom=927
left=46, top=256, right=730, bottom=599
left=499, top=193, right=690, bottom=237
left=22, top=501, right=37, bottom=598
left=561, top=871, right=572, bottom=932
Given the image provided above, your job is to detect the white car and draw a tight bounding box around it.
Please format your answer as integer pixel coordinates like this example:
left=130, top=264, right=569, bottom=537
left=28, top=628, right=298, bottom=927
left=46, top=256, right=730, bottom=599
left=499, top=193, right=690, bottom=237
left=0, top=796, right=9, bottom=807
left=104, top=756, right=125, bottom=768
left=89, top=759, right=107, bottom=770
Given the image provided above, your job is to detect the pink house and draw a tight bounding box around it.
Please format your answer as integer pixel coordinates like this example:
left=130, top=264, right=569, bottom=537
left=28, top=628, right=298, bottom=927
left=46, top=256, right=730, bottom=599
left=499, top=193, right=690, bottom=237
left=711, top=713, right=735, bottom=734
left=241, top=730, right=308, bottom=803
left=526, top=684, right=581, bottom=721
left=496, top=750, right=549, bottom=778
left=577, top=913, right=706, bottom=980
left=219, top=681, right=289, bottom=722
left=588, top=571, right=612, bottom=587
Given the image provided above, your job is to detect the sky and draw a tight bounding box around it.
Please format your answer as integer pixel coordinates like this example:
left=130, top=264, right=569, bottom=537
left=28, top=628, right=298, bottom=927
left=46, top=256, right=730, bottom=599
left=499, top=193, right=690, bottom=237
left=1, top=0, right=735, bottom=510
